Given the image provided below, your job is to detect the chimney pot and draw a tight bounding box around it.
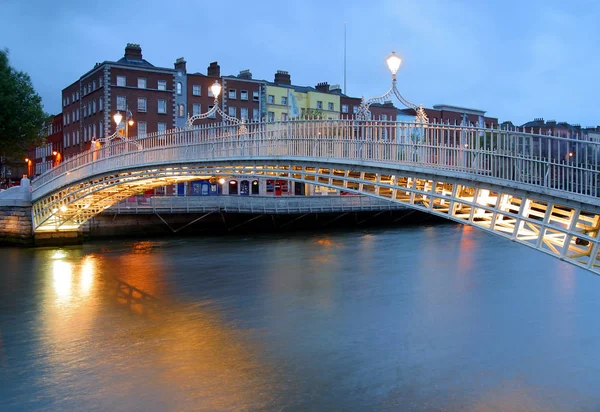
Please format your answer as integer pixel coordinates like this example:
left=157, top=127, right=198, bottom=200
left=174, top=57, right=187, bottom=73
left=207, top=61, right=220, bottom=78
left=274, top=70, right=291, bottom=85
left=124, top=43, right=142, bottom=61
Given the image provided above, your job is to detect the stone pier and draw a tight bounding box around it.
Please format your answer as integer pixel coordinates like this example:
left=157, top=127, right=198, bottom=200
left=0, top=178, right=34, bottom=245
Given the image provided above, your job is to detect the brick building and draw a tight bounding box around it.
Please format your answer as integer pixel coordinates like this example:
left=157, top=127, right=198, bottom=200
left=326, top=84, right=398, bottom=120
left=27, top=113, right=64, bottom=177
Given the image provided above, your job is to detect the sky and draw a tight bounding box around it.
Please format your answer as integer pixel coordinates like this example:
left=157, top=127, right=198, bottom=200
left=1, top=0, right=598, bottom=126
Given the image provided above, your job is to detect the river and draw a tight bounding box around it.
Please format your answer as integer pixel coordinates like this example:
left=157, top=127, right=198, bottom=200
left=1, top=224, right=599, bottom=411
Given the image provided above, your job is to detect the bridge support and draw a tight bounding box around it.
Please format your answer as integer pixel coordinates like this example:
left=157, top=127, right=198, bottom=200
left=34, top=230, right=83, bottom=246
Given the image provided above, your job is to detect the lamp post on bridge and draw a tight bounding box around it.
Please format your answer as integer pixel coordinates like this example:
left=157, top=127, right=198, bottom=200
left=91, top=102, right=141, bottom=151
left=358, top=51, right=428, bottom=124
left=186, top=80, right=246, bottom=134
left=113, top=104, right=135, bottom=139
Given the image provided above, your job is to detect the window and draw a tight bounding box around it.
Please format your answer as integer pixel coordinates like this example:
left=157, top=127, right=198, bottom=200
left=178, top=104, right=185, bottom=117
left=317, top=101, right=323, bottom=109
left=240, top=90, right=248, bottom=100
left=84, top=85, right=88, bottom=95
left=208, top=87, right=214, bottom=98
left=138, top=97, right=147, bottom=112
left=352, top=105, right=359, bottom=114
left=92, top=100, right=97, bottom=113
left=158, top=99, right=167, bottom=114
left=228, top=106, right=236, bottom=117
left=116, top=75, right=126, bottom=87
left=281, top=96, right=287, bottom=105
left=117, top=95, right=126, bottom=110
left=253, top=91, right=259, bottom=101
left=177, top=82, right=182, bottom=95
left=158, top=122, right=167, bottom=133
left=138, top=121, right=147, bottom=137
left=66, top=113, right=70, bottom=124
left=158, top=80, right=167, bottom=91
left=268, top=95, right=274, bottom=104
left=207, top=105, right=216, bottom=118
left=138, top=78, right=146, bottom=89
left=228, top=89, right=236, bottom=99
left=253, top=108, right=260, bottom=121
left=381, top=114, right=388, bottom=121
left=192, top=85, right=201, bottom=96
left=99, top=97, right=103, bottom=111
left=72, top=92, right=75, bottom=102
left=88, top=102, right=92, bottom=115
left=66, top=96, right=70, bottom=105
left=268, top=111, right=274, bottom=122
left=240, top=107, right=248, bottom=120
left=193, top=103, right=201, bottom=115
left=93, top=80, right=96, bottom=90
left=88, top=83, right=91, bottom=93
left=281, top=113, right=288, bottom=121
left=99, top=120, right=104, bottom=137
left=328, top=102, right=334, bottom=111
left=98, top=78, right=102, bottom=88
left=341, top=104, right=349, bottom=113
left=76, top=91, right=79, bottom=100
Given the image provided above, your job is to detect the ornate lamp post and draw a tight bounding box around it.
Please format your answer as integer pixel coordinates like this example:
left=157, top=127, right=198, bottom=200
left=358, top=51, right=428, bottom=123
left=186, top=80, right=244, bottom=129
left=91, top=101, right=140, bottom=151
left=113, top=106, right=135, bottom=139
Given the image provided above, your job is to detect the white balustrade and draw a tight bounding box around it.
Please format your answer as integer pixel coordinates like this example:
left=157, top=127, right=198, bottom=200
left=32, top=119, right=600, bottom=204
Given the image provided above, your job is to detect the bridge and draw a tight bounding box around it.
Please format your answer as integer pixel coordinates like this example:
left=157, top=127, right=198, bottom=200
left=24, top=118, right=600, bottom=274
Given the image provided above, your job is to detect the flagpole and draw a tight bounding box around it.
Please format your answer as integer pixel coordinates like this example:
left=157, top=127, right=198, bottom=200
left=344, top=21, right=347, bottom=95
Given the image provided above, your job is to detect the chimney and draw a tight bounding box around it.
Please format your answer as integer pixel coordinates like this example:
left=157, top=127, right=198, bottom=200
left=207, top=61, right=220, bottom=77
left=274, top=70, right=291, bottom=85
left=546, top=120, right=557, bottom=126
left=124, top=43, right=142, bottom=61
left=174, top=57, right=187, bottom=73
left=315, top=82, right=330, bottom=93
left=238, top=69, right=252, bottom=79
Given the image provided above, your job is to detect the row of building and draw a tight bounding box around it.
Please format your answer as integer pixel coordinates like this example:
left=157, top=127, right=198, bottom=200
left=28, top=43, right=502, bottom=178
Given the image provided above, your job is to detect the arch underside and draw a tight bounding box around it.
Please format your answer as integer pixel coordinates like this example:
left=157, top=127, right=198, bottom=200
left=33, top=161, right=600, bottom=275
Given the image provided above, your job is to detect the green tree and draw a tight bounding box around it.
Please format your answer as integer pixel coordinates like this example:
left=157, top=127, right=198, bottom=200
left=0, top=49, right=47, bottom=159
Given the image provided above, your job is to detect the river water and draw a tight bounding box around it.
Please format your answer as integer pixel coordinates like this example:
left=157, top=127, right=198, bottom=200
left=1, top=224, right=600, bottom=411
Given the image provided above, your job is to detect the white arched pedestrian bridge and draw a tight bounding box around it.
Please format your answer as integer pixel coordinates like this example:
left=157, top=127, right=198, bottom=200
left=31, top=119, right=600, bottom=274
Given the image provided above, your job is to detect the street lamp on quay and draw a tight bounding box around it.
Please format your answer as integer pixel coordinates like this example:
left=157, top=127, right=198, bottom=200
left=357, top=51, right=428, bottom=123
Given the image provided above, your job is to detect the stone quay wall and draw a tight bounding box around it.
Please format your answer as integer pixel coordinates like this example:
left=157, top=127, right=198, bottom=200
left=0, top=206, right=33, bottom=245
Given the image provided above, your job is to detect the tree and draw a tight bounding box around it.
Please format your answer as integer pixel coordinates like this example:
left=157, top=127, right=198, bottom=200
left=0, top=49, right=47, bottom=159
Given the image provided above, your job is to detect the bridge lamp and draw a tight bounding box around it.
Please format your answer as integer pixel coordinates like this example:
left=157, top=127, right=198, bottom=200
left=218, top=178, right=225, bottom=184
left=128, top=118, right=134, bottom=126
left=59, top=205, right=67, bottom=212
left=24, top=158, right=29, bottom=163
left=211, top=80, right=222, bottom=99
left=386, top=51, right=402, bottom=79
left=113, top=111, right=123, bottom=126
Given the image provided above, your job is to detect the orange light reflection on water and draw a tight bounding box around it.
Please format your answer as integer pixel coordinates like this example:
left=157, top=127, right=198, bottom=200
left=38, top=245, right=279, bottom=410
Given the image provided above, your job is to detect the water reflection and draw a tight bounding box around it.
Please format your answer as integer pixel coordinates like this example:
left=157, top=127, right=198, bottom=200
left=1, top=229, right=600, bottom=411
left=36, top=245, right=281, bottom=410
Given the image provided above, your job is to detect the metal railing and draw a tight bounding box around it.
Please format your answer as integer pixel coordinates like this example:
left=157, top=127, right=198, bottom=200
left=106, top=195, right=406, bottom=215
left=32, top=119, right=600, bottom=204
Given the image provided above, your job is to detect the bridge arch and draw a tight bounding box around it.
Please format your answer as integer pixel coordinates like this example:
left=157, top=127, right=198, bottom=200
left=30, top=119, right=600, bottom=274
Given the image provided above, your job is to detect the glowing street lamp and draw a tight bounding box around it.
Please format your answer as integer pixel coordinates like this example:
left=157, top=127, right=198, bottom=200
left=113, top=111, right=123, bottom=126
left=210, top=80, right=222, bottom=99
left=386, top=51, right=402, bottom=79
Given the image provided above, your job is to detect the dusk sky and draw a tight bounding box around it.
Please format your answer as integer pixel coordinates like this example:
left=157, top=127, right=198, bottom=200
left=1, top=0, right=598, bottom=126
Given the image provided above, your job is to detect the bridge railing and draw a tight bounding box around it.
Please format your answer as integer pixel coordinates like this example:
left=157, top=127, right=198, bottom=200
left=32, top=119, right=600, bottom=201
